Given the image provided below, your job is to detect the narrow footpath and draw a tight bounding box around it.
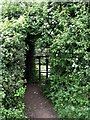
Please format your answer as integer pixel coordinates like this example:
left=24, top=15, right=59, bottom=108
left=24, top=84, right=57, bottom=119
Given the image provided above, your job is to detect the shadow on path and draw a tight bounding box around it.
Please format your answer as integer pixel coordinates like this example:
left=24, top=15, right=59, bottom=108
left=24, top=84, right=57, bottom=119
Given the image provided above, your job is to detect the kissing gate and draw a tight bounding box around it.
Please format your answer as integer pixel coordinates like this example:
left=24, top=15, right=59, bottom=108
left=35, top=56, right=50, bottom=82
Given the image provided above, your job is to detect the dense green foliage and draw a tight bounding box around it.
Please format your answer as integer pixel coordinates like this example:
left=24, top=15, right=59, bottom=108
left=44, top=3, right=90, bottom=118
left=0, top=3, right=28, bottom=119
left=1, top=14, right=27, bottom=120
left=0, top=1, right=90, bottom=119
left=0, top=2, right=47, bottom=119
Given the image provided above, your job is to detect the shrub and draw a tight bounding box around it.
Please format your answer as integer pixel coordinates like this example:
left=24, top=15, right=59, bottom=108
left=1, top=10, right=28, bottom=119
left=44, top=3, right=90, bottom=118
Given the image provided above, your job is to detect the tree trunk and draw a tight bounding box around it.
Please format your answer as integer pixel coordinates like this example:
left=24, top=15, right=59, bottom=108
left=25, top=35, right=35, bottom=84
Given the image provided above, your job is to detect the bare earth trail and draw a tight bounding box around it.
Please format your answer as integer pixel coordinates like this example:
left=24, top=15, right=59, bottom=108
left=24, top=84, right=57, bottom=119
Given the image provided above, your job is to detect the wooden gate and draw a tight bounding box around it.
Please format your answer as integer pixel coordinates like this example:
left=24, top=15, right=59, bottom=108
left=35, top=56, right=50, bottom=82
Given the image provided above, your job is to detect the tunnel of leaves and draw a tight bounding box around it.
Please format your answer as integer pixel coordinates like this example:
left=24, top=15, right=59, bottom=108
left=0, top=2, right=90, bottom=119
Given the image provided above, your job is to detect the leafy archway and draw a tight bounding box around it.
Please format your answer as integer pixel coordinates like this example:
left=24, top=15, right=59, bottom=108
left=0, top=1, right=90, bottom=119
left=1, top=2, right=50, bottom=119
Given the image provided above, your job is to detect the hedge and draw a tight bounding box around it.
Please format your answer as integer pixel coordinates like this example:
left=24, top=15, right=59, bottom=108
left=0, top=2, right=46, bottom=119
left=44, top=3, right=90, bottom=118
left=0, top=1, right=90, bottom=119
left=1, top=5, right=28, bottom=119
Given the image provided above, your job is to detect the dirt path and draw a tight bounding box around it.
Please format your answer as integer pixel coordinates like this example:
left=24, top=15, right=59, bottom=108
left=24, top=84, right=57, bottom=119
